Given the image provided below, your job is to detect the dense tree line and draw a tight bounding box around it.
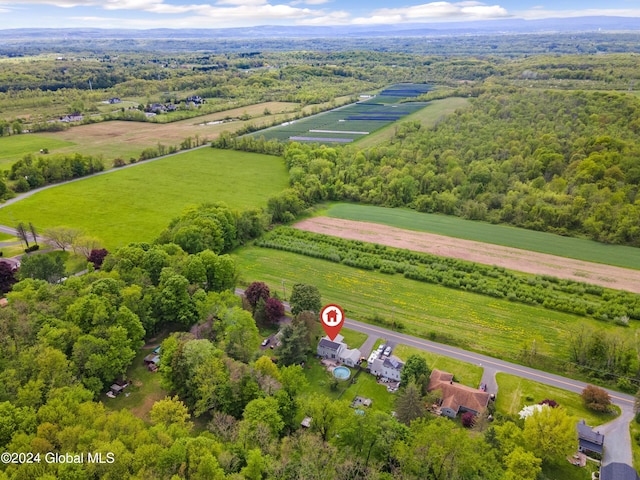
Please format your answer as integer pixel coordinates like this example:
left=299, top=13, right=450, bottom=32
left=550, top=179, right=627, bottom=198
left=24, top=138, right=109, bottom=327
left=6, top=152, right=104, bottom=194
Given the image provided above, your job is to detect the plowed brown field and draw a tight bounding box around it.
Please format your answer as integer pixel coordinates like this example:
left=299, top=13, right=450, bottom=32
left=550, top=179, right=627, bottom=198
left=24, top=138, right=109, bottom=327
left=294, top=217, right=640, bottom=294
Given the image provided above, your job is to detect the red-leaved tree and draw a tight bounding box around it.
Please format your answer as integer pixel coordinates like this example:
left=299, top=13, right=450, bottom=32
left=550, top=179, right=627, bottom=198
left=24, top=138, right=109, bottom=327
left=87, top=248, right=109, bottom=269
left=245, top=281, right=270, bottom=310
left=265, top=297, right=285, bottom=323
left=461, top=412, right=476, bottom=428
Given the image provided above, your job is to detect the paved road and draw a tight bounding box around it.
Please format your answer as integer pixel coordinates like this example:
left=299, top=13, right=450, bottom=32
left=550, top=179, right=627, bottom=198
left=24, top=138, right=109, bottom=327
left=243, top=290, right=640, bottom=467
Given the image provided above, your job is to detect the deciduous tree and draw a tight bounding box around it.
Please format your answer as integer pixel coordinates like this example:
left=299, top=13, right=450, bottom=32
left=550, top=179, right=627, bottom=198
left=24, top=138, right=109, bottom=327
left=581, top=385, right=612, bottom=412
left=289, top=283, right=321, bottom=315
left=522, top=406, right=577, bottom=464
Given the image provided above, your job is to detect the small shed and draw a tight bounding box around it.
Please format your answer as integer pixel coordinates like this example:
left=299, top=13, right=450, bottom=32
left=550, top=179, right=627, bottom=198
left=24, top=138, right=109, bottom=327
left=301, top=417, right=312, bottom=428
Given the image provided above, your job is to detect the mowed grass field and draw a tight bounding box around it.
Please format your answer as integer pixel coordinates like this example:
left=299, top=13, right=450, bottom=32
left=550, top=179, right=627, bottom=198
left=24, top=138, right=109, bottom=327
left=234, top=247, right=637, bottom=363
left=0, top=148, right=288, bottom=249
left=0, top=134, right=76, bottom=168
left=323, top=203, right=640, bottom=270
left=354, top=97, right=470, bottom=148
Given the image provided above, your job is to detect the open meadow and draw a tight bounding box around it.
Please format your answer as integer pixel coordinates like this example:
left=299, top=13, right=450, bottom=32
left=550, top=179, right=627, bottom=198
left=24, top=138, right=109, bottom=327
left=0, top=101, right=299, bottom=168
left=40, top=101, right=298, bottom=161
left=322, top=203, right=640, bottom=270
left=233, top=246, right=637, bottom=365
left=0, top=148, right=288, bottom=249
left=0, top=134, right=76, bottom=168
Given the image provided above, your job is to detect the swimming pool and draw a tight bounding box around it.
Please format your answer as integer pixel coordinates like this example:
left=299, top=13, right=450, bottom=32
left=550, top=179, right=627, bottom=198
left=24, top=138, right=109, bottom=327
left=333, top=366, right=351, bottom=380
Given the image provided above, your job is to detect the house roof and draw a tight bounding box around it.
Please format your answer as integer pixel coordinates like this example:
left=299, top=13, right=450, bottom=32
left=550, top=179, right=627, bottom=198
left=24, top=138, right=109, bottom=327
left=342, top=348, right=361, bottom=363
left=600, top=463, right=640, bottom=480
left=428, top=369, right=490, bottom=415
left=318, top=338, right=341, bottom=351
left=577, top=419, right=604, bottom=447
left=383, top=356, right=404, bottom=371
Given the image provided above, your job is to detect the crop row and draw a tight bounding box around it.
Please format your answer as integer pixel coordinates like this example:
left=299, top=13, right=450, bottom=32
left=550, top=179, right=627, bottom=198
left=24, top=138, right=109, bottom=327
left=256, top=227, right=640, bottom=322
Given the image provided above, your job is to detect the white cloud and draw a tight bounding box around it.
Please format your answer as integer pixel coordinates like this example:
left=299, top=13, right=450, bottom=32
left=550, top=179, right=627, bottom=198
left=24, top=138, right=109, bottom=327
left=353, top=1, right=508, bottom=24
left=517, top=7, right=640, bottom=19
left=216, top=0, right=268, bottom=6
left=296, top=9, right=350, bottom=25
left=301, top=0, right=330, bottom=5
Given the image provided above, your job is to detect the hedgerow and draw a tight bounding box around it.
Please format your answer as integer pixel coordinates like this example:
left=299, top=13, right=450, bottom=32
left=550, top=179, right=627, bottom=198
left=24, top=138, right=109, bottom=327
left=256, top=227, right=640, bottom=321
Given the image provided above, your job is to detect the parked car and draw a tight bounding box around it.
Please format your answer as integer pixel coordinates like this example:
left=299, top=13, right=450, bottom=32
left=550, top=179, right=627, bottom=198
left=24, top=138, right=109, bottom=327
left=383, top=346, right=392, bottom=357
left=377, top=345, right=385, bottom=353
left=261, top=338, right=270, bottom=347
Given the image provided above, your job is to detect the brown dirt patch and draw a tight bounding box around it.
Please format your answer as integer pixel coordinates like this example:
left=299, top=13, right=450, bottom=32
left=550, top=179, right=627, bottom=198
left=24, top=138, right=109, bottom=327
left=294, top=217, right=640, bottom=294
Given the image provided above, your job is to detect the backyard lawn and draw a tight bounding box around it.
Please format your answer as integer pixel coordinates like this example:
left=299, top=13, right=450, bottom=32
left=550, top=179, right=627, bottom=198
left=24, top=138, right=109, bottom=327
left=102, top=346, right=167, bottom=423
left=495, top=373, right=619, bottom=426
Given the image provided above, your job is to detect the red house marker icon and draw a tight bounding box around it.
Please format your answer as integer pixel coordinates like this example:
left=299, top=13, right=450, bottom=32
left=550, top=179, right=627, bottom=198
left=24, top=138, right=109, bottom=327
left=320, top=304, right=344, bottom=340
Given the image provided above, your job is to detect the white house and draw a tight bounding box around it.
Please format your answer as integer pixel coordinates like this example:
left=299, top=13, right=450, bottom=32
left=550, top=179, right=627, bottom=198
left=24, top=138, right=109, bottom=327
left=370, top=355, right=404, bottom=381
left=317, top=334, right=362, bottom=367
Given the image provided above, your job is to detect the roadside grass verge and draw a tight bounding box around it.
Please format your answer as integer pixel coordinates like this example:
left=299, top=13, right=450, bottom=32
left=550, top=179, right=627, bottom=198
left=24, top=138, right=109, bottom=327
left=0, top=149, right=288, bottom=250
left=631, top=421, right=640, bottom=472
left=234, top=246, right=638, bottom=367
left=495, top=373, right=619, bottom=426
left=353, top=97, right=470, bottom=148
left=324, top=203, right=640, bottom=270
left=339, top=328, right=368, bottom=350
left=393, top=344, right=483, bottom=387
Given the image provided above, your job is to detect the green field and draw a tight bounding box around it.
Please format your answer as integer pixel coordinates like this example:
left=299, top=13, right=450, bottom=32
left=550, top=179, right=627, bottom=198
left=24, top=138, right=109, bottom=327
left=0, top=148, right=288, bottom=249
left=495, top=373, right=618, bottom=427
left=0, top=134, right=76, bottom=168
left=354, top=97, right=470, bottom=148
left=323, top=203, right=640, bottom=270
left=234, top=246, right=636, bottom=363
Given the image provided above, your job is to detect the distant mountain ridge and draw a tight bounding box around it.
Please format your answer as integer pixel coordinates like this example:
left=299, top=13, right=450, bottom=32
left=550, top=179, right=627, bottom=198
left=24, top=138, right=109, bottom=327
left=1, top=16, right=639, bottom=40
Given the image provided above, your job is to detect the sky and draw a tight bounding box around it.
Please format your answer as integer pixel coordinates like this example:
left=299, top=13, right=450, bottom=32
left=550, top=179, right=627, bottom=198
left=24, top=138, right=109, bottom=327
left=0, top=0, right=639, bottom=29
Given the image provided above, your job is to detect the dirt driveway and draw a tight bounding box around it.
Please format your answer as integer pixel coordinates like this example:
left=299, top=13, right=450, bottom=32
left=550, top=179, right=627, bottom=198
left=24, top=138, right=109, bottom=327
left=294, top=217, right=640, bottom=294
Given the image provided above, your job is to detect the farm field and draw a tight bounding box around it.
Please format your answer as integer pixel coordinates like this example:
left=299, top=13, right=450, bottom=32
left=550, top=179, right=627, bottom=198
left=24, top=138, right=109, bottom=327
left=295, top=216, right=640, bottom=294
left=26, top=101, right=299, bottom=164
left=234, top=246, right=637, bottom=364
left=0, top=134, right=76, bottom=168
left=354, top=97, right=470, bottom=148
left=0, top=148, right=288, bottom=249
left=323, top=203, right=640, bottom=270
left=251, top=83, right=432, bottom=145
